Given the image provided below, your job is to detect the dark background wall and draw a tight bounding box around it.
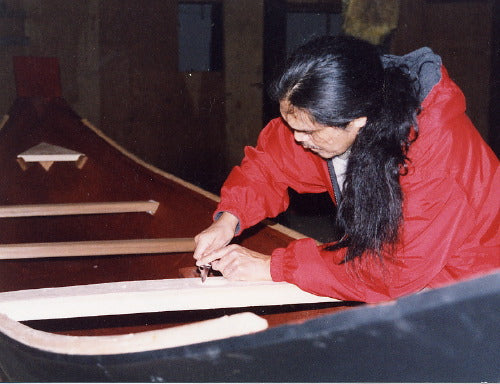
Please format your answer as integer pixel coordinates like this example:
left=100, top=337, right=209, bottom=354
left=390, top=0, right=496, bottom=152
left=1, top=0, right=498, bottom=195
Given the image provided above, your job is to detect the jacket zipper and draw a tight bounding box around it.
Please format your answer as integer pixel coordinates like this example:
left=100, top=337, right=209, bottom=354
left=327, top=159, right=349, bottom=246
left=327, top=159, right=342, bottom=205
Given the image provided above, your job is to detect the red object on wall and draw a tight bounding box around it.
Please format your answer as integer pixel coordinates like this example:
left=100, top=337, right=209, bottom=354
left=13, top=56, right=62, bottom=98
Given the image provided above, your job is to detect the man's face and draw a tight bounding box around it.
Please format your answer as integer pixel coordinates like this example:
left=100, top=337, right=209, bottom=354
left=280, top=100, right=365, bottom=159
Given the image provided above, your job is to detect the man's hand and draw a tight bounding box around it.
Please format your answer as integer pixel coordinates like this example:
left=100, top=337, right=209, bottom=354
left=193, top=212, right=239, bottom=263
left=194, top=212, right=272, bottom=281
left=203, top=244, right=272, bottom=281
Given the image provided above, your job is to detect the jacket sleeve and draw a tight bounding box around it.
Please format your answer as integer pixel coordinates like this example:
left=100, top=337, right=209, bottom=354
left=216, top=118, right=328, bottom=232
left=270, top=170, right=482, bottom=303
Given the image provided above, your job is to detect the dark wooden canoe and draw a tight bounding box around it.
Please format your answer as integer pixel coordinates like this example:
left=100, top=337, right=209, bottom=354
left=0, top=91, right=498, bottom=381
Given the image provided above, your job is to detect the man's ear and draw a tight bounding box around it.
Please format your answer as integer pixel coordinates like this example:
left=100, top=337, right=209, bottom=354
left=349, top=116, right=367, bottom=132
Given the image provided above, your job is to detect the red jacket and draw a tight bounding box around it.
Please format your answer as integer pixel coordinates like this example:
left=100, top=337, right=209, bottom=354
left=216, top=65, right=499, bottom=303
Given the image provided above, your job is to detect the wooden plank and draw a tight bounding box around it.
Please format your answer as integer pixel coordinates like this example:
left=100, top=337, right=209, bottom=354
left=0, top=238, right=195, bottom=260
left=0, top=312, right=268, bottom=355
left=0, top=277, right=338, bottom=321
left=0, top=200, right=160, bottom=218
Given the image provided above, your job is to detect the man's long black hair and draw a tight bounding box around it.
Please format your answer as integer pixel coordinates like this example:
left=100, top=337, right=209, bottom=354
left=269, top=35, right=420, bottom=261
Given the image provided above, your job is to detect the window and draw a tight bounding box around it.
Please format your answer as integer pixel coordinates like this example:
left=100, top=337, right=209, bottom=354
left=286, top=12, right=343, bottom=55
left=178, top=2, right=223, bottom=72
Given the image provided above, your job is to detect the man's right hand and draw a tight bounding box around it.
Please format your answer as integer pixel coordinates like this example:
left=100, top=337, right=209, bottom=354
left=193, top=211, right=239, bottom=266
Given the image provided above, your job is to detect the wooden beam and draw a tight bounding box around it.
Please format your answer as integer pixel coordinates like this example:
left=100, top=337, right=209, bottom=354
left=0, top=238, right=195, bottom=260
left=0, top=200, right=160, bottom=218
left=0, top=277, right=338, bottom=321
left=0, top=312, right=268, bottom=355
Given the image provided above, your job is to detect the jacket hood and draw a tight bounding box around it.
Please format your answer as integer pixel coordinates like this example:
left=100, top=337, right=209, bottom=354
left=382, top=47, right=442, bottom=104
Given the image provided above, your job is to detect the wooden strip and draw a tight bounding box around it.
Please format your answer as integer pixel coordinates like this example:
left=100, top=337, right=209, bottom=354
left=0, top=200, right=160, bottom=218
left=0, top=277, right=338, bottom=321
left=0, top=238, right=195, bottom=260
left=0, top=312, right=268, bottom=355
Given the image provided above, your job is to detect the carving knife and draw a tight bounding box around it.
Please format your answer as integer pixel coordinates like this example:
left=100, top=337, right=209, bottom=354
left=199, top=264, right=211, bottom=283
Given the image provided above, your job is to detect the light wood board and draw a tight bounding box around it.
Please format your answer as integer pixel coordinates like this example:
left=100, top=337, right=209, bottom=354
left=0, top=277, right=338, bottom=321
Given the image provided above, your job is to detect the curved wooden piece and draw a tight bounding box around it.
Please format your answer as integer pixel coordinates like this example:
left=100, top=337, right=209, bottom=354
left=0, top=312, right=268, bottom=355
